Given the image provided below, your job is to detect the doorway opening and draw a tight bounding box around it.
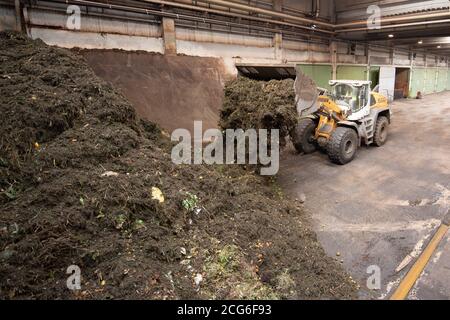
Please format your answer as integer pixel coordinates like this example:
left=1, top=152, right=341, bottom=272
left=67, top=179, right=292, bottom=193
left=236, top=65, right=296, bottom=81
left=394, top=68, right=410, bottom=99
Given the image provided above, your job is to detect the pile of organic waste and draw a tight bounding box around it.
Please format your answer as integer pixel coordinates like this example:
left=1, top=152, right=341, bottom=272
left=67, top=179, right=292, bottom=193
left=0, top=32, right=357, bottom=299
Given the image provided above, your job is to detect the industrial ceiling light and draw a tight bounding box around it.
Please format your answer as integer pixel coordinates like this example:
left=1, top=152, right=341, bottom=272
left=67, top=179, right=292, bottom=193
left=437, top=45, right=442, bottom=48
left=388, top=34, right=394, bottom=38
left=418, top=40, right=423, bottom=44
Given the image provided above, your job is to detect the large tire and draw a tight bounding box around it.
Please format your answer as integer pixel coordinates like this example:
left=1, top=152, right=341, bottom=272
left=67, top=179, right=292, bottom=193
left=292, top=118, right=317, bottom=154
left=327, top=127, right=358, bottom=165
left=373, top=116, right=389, bottom=147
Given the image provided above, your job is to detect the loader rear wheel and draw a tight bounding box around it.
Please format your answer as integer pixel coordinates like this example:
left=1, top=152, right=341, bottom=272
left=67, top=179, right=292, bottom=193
left=292, top=118, right=317, bottom=154
left=327, top=127, right=358, bottom=165
left=373, top=116, right=389, bottom=147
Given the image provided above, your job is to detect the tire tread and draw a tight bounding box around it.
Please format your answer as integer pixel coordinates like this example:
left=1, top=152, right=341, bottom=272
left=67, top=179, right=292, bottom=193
left=373, top=116, right=389, bottom=147
left=327, top=127, right=358, bottom=165
left=293, top=118, right=317, bottom=154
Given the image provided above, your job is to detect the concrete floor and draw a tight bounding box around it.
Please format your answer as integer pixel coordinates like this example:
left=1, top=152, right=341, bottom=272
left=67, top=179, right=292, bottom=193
left=278, top=91, right=450, bottom=300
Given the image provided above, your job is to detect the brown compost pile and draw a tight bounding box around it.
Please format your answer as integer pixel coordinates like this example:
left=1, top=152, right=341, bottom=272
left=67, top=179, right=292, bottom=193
left=220, top=77, right=298, bottom=147
left=0, top=32, right=357, bottom=299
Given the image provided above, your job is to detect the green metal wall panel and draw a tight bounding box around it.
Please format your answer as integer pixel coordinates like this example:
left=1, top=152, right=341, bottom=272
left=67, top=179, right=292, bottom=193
left=447, top=69, right=450, bottom=90
left=437, top=69, right=447, bottom=92
left=297, top=64, right=332, bottom=90
left=297, top=65, right=449, bottom=98
left=336, top=66, right=367, bottom=81
left=369, top=66, right=380, bottom=90
left=410, top=68, right=425, bottom=98
left=424, top=68, right=437, bottom=94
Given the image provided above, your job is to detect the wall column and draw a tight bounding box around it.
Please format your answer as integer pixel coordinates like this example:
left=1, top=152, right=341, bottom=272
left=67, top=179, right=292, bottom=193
left=162, top=18, right=177, bottom=55
left=273, top=0, right=284, bottom=62
left=274, top=33, right=283, bottom=61
left=330, top=41, right=338, bottom=80
left=389, top=47, right=395, bottom=65
left=423, top=54, right=428, bottom=94
left=366, top=44, right=371, bottom=81
left=14, top=0, right=25, bottom=33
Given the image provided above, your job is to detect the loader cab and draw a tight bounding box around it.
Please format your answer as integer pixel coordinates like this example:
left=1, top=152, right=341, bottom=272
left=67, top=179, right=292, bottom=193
left=329, top=80, right=372, bottom=120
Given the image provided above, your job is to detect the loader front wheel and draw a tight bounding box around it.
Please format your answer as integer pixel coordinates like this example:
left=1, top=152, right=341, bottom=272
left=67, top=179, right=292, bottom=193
left=327, top=127, right=358, bottom=165
left=373, top=116, right=389, bottom=147
left=292, top=118, right=317, bottom=154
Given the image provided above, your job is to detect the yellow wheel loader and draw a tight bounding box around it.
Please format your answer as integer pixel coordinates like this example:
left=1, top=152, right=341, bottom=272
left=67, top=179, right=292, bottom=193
left=292, top=68, right=391, bottom=165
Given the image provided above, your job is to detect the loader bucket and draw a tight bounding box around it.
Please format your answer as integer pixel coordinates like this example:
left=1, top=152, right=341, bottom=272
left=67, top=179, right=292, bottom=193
left=294, top=66, right=320, bottom=117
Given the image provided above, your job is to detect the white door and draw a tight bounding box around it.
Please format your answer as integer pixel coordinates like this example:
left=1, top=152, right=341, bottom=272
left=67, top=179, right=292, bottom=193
left=379, top=66, right=396, bottom=102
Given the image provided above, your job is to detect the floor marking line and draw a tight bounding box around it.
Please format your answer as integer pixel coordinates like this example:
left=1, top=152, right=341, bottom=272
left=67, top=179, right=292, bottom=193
left=390, top=221, right=449, bottom=300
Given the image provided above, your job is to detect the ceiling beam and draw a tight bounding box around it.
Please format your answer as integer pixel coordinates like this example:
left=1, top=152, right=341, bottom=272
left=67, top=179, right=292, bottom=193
left=356, top=29, right=450, bottom=42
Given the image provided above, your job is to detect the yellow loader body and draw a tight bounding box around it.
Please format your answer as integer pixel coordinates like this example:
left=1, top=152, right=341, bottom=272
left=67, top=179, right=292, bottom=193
left=314, top=91, right=389, bottom=142
left=293, top=72, right=392, bottom=165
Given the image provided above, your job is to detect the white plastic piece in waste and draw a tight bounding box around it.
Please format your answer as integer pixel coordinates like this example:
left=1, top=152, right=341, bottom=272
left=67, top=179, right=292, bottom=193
left=101, top=171, right=119, bottom=177
left=194, top=273, right=203, bottom=286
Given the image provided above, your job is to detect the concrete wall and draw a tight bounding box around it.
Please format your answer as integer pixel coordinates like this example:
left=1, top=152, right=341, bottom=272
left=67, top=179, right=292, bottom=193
left=2, top=1, right=450, bottom=99
left=208, top=0, right=335, bottom=21
left=30, top=28, right=165, bottom=52
left=283, top=0, right=335, bottom=20
left=0, top=6, right=14, bottom=31
left=0, top=3, right=338, bottom=77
